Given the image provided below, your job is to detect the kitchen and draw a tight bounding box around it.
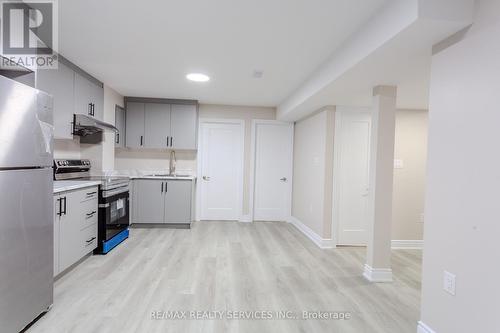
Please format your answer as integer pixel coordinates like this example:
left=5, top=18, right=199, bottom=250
left=0, top=1, right=464, bottom=332
left=0, top=37, right=278, bottom=333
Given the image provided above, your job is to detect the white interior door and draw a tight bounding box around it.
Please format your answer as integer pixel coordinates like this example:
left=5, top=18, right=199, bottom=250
left=199, top=121, right=243, bottom=220
left=334, top=110, right=372, bottom=245
left=253, top=121, right=294, bottom=221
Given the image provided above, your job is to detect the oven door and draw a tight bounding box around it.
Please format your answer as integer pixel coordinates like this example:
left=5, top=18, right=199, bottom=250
left=99, top=190, right=129, bottom=241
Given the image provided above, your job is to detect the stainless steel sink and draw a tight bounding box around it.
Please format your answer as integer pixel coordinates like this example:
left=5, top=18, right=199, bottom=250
left=145, top=174, right=190, bottom=178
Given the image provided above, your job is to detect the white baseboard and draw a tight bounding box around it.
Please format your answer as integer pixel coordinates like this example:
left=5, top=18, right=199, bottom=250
left=288, top=216, right=335, bottom=249
left=391, top=240, right=423, bottom=249
left=363, top=264, right=393, bottom=282
left=417, top=321, right=436, bottom=333
left=239, top=215, right=253, bottom=223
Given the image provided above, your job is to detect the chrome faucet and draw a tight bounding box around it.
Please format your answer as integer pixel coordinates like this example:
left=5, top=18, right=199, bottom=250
left=169, top=150, right=176, bottom=176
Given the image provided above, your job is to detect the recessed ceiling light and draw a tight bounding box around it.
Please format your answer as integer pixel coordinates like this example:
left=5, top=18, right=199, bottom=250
left=186, top=73, right=210, bottom=82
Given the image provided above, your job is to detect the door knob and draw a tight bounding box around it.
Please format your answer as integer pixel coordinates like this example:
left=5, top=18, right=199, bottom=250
left=280, top=177, right=287, bottom=182
left=203, top=176, right=211, bottom=181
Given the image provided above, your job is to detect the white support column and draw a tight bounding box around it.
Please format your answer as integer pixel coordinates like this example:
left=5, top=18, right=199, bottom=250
left=363, top=86, right=397, bottom=283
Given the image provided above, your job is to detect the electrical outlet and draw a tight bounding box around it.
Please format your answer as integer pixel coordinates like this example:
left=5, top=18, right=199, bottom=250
left=443, top=271, right=456, bottom=295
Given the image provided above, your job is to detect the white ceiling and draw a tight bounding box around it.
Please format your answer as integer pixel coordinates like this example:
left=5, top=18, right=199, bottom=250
left=59, top=0, right=390, bottom=106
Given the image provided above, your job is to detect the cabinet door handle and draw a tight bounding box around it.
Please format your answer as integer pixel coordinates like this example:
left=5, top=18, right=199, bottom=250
left=86, top=237, right=96, bottom=244
left=57, top=198, right=62, bottom=216
left=165, top=182, right=168, bottom=193
left=140, top=135, right=143, bottom=146
left=86, top=191, right=97, bottom=196
left=170, top=137, right=173, bottom=147
left=63, top=196, right=67, bottom=215
left=161, top=182, right=163, bottom=193
left=116, top=133, right=119, bottom=144
left=88, top=103, right=93, bottom=116
left=166, top=136, right=170, bottom=147
left=86, top=211, right=96, bottom=217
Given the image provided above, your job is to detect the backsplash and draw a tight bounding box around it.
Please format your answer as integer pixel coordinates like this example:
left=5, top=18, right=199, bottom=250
left=53, top=138, right=81, bottom=160
left=114, top=149, right=197, bottom=175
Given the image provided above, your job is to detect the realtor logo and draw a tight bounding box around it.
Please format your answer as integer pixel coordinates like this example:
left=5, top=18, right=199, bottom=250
left=1, top=0, right=58, bottom=68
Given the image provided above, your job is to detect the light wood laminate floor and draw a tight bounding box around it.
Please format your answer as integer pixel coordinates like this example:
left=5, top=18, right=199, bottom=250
left=28, top=221, right=422, bottom=333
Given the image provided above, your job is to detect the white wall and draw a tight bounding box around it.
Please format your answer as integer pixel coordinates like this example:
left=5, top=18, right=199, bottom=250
left=419, top=1, right=500, bottom=332
left=292, top=108, right=335, bottom=238
left=392, top=109, right=427, bottom=240
left=54, top=138, right=81, bottom=159
left=292, top=107, right=427, bottom=242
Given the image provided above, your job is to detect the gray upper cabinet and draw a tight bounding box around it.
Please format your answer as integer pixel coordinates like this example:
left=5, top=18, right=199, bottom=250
left=145, top=103, right=171, bottom=149
left=74, top=72, right=103, bottom=120
left=36, top=62, right=75, bottom=139
left=36, top=58, right=104, bottom=138
left=125, top=102, right=145, bottom=149
left=164, top=180, right=192, bottom=223
left=124, top=100, right=198, bottom=150
left=115, top=105, right=126, bottom=148
left=91, top=81, right=104, bottom=120
left=171, top=104, right=198, bottom=150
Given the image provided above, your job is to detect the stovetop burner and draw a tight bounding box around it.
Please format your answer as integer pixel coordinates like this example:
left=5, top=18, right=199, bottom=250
left=53, top=159, right=129, bottom=189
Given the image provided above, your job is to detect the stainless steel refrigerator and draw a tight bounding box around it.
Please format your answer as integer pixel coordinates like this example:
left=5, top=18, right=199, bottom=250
left=0, top=75, right=54, bottom=332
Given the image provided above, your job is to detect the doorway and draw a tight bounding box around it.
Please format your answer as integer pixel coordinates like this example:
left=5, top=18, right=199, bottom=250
left=333, top=109, right=371, bottom=245
left=197, top=119, right=244, bottom=220
left=250, top=120, right=294, bottom=222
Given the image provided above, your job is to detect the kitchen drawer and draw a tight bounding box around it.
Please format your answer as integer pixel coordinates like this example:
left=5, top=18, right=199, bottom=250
left=80, top=199, right=98, bottom=230
left=77, top=187, right=99, bottom=203
left=80, top=223, right=97, bottom=256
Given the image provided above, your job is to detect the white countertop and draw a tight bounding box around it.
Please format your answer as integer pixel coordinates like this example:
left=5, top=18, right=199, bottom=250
left=53, top=180, right=102, bottom=194
left=130, top=175, right=196, bottom=180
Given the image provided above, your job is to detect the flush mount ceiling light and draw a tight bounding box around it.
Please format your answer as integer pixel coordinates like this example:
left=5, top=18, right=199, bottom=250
left=186, top=73, right=210, bottom=82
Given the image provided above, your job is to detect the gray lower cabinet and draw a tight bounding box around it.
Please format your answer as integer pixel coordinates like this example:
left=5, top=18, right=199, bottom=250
left=125, top=102, right=145, bottom=148
left=133, top=179, right=193, bottom=224
left=53, top=196, right=60, bottom=276
left=135, top=179, right=165, bottom=223
left=53, top=186, right=98, bottom=277
left=164, top=180, right=192, bottom=223
left=36, top=62, right=75, bottom=139
left=115, top=105, right=126, bottom=148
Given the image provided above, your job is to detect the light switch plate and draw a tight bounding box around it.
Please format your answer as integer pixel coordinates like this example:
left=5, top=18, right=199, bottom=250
left=394, top=159, right=404, bottom=169
left=443, top=271, right=456, bottom=295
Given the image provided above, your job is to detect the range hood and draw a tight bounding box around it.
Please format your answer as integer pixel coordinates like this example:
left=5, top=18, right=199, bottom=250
left=73, top=114, right=118, bottom=136
left=72, top=114, right=118, bottom=144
